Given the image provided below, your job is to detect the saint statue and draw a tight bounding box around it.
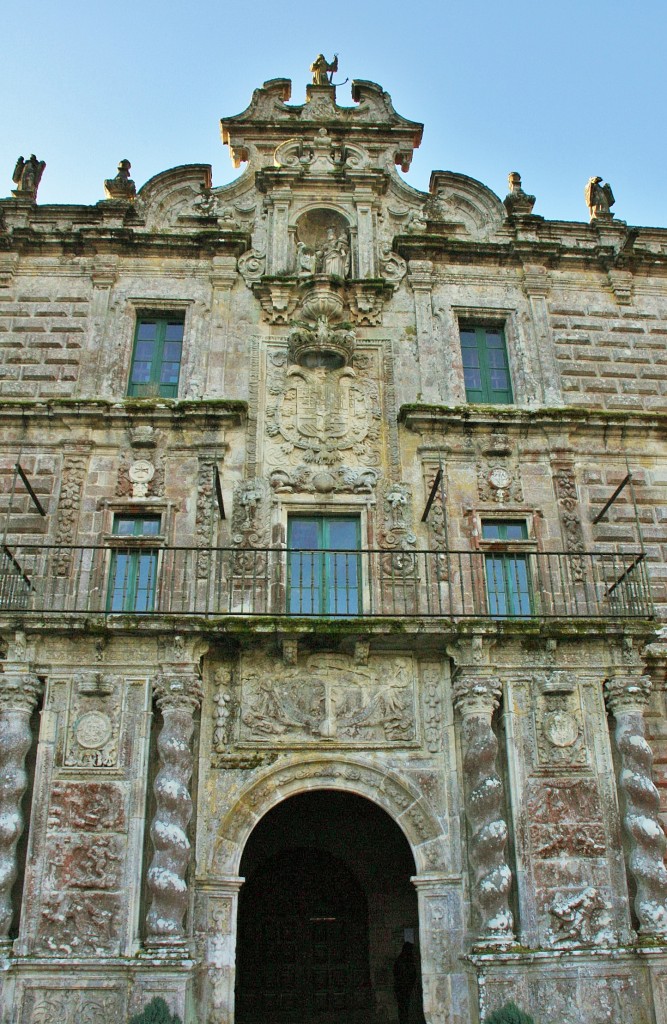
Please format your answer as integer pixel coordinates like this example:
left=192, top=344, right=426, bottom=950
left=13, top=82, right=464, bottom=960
left=12, top=154, right=46, bottom=199
left=317, top=227, right=349, bottom=277
left=310, top=54, right=338, bottom=86
left=585, top=176, right=615, bottom=221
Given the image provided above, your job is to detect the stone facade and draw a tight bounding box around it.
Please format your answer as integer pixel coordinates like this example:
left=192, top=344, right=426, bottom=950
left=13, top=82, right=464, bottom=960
left=0, top=65, right=666, bottom=1024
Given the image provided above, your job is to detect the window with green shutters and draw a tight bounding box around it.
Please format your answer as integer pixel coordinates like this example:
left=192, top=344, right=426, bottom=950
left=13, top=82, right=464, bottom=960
left=128, top=315, right=184, bottom=397
left=107, top=515, right=161, bottom=612
left=481, top=520, right=532, bottom=617
left=460, top=326, right=513, bottom=404
left=288, top=516, right=361, bottom=615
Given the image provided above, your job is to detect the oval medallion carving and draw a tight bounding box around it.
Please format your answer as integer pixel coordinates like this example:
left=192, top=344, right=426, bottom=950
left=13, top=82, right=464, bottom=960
left=74, top=711, right=113, bottom=750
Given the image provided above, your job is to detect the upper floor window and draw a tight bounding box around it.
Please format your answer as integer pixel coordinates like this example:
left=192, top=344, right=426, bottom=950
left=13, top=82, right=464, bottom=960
left=288, top=516, right=361, bottom=615
left=460, top=326, right=513, bottom=404
left=128, top=315, right=184, bottom=397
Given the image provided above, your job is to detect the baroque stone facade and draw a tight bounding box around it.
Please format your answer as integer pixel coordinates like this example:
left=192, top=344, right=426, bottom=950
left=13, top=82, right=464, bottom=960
left=1, top=63, right=667, bottom=1024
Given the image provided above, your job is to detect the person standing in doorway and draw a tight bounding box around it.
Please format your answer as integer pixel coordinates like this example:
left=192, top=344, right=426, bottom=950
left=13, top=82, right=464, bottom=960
left=393, top=941, right=417, bottom=1024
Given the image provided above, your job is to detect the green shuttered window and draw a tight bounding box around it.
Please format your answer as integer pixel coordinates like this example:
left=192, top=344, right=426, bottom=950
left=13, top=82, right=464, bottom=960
left=128, top=316, right=184, bottom=397
left=460, top=326, right=513, bottom=404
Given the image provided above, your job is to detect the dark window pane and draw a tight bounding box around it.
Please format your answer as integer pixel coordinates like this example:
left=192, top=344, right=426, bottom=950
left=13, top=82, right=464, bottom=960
left=463, top=368, right=482, bottom=390
left=165, top=322, right=184, bottom=341
left=162, top=341, right=182, bottom=361
left=482, top=523, right=500, bottom=539
left=137, top=322, right=157, bottom=340
left=290, top=519, right=321, bottom=549
left=136, top=340, right=156, bottom=360
left=131, top=362, right=152, bottom=383
left=490, top=369, right=509, bottom=389
left=485, top=332, right=503, bottom=347
left=160, top=362, right=181, bottom=384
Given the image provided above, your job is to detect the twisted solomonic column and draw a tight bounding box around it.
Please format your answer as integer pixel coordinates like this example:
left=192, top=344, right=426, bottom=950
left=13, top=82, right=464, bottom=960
left=146, top=672, right=203, bottom=948
left=605, top=673, right=667, bottom=936
left=0, top=671, right=42, bottom=944
left=453, top=673, right=514, bottom=948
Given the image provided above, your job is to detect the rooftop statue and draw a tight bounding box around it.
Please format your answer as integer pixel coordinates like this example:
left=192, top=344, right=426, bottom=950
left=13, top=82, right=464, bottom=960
left=310, top=53, right=338, bottom=86
left=12, top=154, right=46, bottom=199
left=104, top=159, right=136, bottom=200
left=503, top=171, right=536, bottom=217
left=585, top=176, right=615, bottom=221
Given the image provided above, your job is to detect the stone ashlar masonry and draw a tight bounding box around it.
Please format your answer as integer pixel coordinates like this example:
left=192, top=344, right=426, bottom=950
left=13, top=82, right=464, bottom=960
left=0, top=70, right=666, bottom=1024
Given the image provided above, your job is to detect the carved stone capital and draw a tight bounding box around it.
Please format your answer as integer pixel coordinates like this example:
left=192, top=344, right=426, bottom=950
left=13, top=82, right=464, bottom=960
left=0, top=673, right=42, bottom=715
left=453, top=673, right=502, bottom=718
left=407, top=259, right=433, bottom=290
left=153, top=673, right=203, bottom=714
left=604, top=673, right=651, bottom=714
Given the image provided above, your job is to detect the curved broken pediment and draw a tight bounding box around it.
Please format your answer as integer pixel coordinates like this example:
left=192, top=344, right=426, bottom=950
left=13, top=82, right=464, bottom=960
left=426, top=171, right=507, bottom=239
left=136, top=164, right=212, bottom=230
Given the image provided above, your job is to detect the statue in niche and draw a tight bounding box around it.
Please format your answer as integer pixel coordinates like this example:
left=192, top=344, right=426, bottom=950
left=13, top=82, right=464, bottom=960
left=317, top=227, right=349, bottom=277
left=12, top=154, right=46, bottom=198
left=297, top=241, right=317, bottom=278
left=310, top=53, right=338, bottom=85
left=585, top=176, right=615, bottom=221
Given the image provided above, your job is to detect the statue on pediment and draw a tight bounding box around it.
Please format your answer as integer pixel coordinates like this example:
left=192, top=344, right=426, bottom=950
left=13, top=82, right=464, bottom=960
left=310, top=53, right=338, bottom=86
left=104, top=159, right=136, bottom=200
left=585, top=176, right=615, bottom=222
left=12, top=154, right=46, bottom=199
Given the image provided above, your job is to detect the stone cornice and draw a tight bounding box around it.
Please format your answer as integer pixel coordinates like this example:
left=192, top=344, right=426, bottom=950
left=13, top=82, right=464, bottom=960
left=399, top=403, right=667, bottom=437
left=0, top=397, right=247, bottom=429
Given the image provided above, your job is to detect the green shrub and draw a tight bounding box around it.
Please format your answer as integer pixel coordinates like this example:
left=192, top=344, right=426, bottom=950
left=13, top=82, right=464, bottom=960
left=484, top=1001, right=535, bottom=1024
left=129, top=997, right=182, bottom=1024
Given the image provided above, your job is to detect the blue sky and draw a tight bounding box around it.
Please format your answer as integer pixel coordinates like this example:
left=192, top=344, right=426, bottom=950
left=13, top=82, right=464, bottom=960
left=2, top=0, right=666, bottom=228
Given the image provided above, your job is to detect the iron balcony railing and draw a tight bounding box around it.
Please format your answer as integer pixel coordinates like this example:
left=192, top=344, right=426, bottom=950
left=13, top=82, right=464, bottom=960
left=0, top=544, right=654, bottom=620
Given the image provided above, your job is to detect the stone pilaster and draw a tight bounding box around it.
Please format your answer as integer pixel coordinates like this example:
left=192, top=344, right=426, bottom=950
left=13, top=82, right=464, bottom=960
left=522, top=264, right=562, bottom=405
left=0, top=637, right=41, bottom=946
left=407, top=260, right=440, bottom=404
left=354, top=187, right=376, bottom=278
left=453, top=671, right=514, bottom=948
left=206, top=256, right=238, bottom=397
left=605, top=672, right=667, bottom=936
left=267, top=188, right=292, bottom=275
left=145, top=670, right=203, bottom=949
left=198, top=877, right=245, bottom=1024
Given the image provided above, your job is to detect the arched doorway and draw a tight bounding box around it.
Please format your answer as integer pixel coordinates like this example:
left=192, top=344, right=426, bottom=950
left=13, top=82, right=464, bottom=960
left=235, top=790, right=422, bottom=1024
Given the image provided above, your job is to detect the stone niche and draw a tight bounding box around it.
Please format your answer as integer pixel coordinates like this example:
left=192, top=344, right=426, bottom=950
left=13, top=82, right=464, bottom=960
left=292, top=207, right=352, bottom=279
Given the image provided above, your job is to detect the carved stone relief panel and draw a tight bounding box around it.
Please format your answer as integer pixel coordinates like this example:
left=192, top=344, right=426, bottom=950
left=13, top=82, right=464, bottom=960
left=526, top=776, right=614, bottom=947
left=234, top=652, right=417, bottom=748
left=56, top=673, right=124, bottom=770
left=476, top=433, right=523, bottom=504
left=552, top=460, right=585, bottom=580
left=54, top=453, right=88, bottom=575
left=527, top=777, right=607, bottom=862
left=421, top=666, right=444, bottom=754
left=532, top=672, right=589, bottom=769
left=19, top=986, right=124, bottom=1024
left=263, top=345, right=382, bottom=472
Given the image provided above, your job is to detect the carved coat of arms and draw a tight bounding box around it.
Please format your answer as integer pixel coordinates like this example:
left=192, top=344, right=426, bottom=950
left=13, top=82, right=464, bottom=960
left=274, top=365, right=371, bottom=463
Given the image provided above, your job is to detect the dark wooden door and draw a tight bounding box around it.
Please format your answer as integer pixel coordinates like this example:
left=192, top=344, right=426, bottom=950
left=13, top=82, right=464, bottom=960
left=236, top=848, right=372, bottom=1024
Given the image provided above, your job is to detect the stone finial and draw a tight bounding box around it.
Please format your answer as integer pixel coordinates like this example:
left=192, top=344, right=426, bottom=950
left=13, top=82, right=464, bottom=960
left=310, top=53, right=338, bottom=86
left=12, top=154, right=46, bottom=200
left=503, top=171, right=536, bottom=216
left=585, top=176, right=615, bottom=222
left=104, top=159, right=136, bottom=200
